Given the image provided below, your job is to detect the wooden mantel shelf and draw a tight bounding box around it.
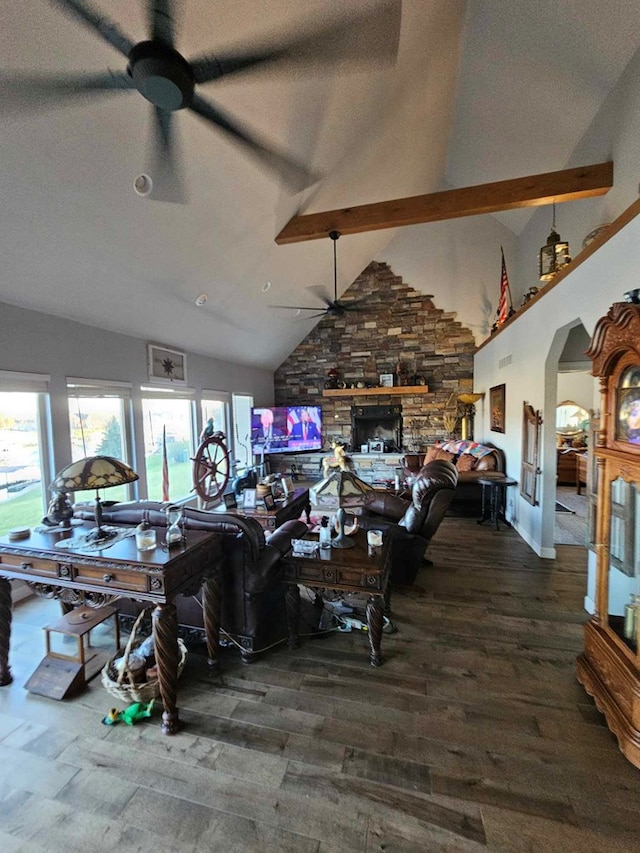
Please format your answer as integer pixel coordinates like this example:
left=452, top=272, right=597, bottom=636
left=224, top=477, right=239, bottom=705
left=322, top=385, right=429, bottom=398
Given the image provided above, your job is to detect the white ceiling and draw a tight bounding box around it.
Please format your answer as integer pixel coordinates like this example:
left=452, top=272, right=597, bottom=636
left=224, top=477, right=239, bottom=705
left=1, top=0, right=639, bottom=370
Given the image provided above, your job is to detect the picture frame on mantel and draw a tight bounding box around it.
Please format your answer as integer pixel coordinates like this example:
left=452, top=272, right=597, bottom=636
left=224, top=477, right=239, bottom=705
left=490, top=384, right=506, bottom=433
left=148, top=344, right=187, bottom=385
left=379, top=373, right=394, bottom=388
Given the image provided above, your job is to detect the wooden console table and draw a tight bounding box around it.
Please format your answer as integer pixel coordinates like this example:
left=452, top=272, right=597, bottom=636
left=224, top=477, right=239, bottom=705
left=0, top=524, right=221, bottom=735
left=281, top=530, right=391, bottom=666
left=214, top=486, right=311, bottom=531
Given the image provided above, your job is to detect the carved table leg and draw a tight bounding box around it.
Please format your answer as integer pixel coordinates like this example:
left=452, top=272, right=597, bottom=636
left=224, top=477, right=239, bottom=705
left=152, top=602, right=180, bottom=735
left=285, top=584, right=301, bottom=650
left=0, top=578, right=13, bottom=686
left=366, top=594, right=384, bottom=667
left=202, top=573, right=221, bottom=672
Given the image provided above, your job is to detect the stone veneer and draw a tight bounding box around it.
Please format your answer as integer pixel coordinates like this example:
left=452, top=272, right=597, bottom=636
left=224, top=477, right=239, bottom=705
left=273, top=261, right=476, bottom=452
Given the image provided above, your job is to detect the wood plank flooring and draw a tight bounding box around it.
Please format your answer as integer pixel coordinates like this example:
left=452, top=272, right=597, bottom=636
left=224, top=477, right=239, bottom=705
left=1, top=517, right=640, bottom=852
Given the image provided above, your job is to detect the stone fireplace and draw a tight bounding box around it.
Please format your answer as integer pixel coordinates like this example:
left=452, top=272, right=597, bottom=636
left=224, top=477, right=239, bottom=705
left=351, top=404, right=402, bottom=452
left=273, top=262, right=476, bottom=450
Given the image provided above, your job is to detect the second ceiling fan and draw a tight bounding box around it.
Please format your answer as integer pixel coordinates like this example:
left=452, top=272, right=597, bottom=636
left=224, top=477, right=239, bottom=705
left=270, top=231, right=364, bottom=320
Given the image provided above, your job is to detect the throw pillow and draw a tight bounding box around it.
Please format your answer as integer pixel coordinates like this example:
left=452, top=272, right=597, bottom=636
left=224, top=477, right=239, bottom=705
left=456, top=453, right=476, bottom=472
left=424, top=446, right=454, bottom=464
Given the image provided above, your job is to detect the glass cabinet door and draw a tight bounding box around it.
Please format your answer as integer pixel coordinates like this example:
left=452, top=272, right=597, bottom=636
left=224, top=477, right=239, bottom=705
left=607, top=477, right=639, bottom=651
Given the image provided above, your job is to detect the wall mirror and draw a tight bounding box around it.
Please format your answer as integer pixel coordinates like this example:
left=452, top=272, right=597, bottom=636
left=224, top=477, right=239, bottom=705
left=556, top=400, right=589, bottom=445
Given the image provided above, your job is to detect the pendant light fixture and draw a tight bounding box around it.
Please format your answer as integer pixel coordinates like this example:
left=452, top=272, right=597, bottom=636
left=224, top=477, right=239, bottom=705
left=539, top=202, right=571, bottom=281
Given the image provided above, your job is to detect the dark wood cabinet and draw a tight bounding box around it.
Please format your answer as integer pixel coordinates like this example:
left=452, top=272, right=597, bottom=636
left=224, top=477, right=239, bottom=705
left=557, top=448, right=581, bottom=485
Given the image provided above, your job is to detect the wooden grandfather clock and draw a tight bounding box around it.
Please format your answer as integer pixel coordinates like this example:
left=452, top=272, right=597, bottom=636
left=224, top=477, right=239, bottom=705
left=576, top=300, right=640, bottom=768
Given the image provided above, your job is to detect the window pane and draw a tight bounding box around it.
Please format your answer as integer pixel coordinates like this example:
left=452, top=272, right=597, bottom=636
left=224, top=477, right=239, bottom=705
left=143, top=398, right=194, bottom=501
left=232, top=394, right=253, bottom=469
left=67, top=394, right=130, bottom=503
left=201, top=399, right=228, bottom=439
left=0, top=392, right=47, bottom=536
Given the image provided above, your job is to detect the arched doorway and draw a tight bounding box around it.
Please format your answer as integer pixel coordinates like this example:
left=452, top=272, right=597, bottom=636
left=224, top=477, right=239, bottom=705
left=541, top=320, right=594, bottom=553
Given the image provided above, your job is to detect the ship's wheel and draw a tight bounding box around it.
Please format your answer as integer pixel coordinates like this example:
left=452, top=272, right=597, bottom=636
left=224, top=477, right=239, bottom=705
left=192, top=431, right=230, bottom=503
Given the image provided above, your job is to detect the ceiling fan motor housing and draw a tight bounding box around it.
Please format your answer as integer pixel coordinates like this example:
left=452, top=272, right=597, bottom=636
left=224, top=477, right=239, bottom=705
left=128, top=41, right=194, bottom=110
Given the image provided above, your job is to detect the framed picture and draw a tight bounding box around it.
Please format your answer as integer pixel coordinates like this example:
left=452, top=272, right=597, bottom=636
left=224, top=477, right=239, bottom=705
left=223, top=492, right=238, bottom=509
left=368, top=439, right=384, bottom=453
left=281, top=476, right=294, bottom=495
left=242, top=488, right=257, bottom=509
left=379, top=373, right=394, bottom=387
left=490, top=384, right=506, bottom=433
left=148, top=344, right=187, bottom=385
left=263, top=492, right=276, bottom=511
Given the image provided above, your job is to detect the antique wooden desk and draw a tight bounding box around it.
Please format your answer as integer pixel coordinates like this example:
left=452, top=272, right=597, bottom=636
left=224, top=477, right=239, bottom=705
left=0, top=524, right=221, bottom=735
left=281, top=530, right=391, bottom=667
left=214, top=486, right=311, bottom=531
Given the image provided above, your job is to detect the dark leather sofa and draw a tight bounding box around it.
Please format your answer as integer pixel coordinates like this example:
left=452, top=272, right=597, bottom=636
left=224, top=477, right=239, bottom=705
left=403, top=442, right=505, bottom=516
left=72, top=500, right=307, bottom=662
left=357, top=459, right=458, bottom=586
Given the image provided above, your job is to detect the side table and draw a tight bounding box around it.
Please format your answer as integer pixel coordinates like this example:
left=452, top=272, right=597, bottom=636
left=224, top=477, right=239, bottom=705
left=282, top=530, right=391, bottom=667
left=477, top=476, right=518, bottom=530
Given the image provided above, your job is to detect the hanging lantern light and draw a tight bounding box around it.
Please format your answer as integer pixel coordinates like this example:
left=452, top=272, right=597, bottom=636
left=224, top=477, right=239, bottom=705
left=539, top=202, right=571, bottom=281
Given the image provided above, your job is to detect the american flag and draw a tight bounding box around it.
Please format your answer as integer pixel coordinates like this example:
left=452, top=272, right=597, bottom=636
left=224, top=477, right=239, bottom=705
left=497, top=247, right=512, bottom=326
left=161, top=424, right=170, bottom=501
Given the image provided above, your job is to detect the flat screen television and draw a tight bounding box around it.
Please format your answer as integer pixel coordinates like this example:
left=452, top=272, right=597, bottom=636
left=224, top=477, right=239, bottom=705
left=250, top=405, right=323, bottom=455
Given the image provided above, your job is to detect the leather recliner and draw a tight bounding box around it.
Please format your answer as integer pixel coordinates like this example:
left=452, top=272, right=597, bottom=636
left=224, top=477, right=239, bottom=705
left=72, top=500, right=308, bottom=662
left=357, top=460, right=458, bottom=586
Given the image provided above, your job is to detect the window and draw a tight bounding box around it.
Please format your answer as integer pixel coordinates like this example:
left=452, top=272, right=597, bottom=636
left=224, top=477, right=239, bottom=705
left=232, top=393, right=253, bottom=471
left=141, top=388, right=195, bottom=502
left=0, top=372, right=51, bottom=537
left=67, top=379, right=134, bottom=504
left=201, top=392, right=230, bottom=442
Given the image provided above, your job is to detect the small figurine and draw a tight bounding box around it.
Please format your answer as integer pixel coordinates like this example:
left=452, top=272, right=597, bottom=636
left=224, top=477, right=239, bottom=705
left=42, top=489, right=73, bottom=527
left=322, top=441, right=354, bottom=478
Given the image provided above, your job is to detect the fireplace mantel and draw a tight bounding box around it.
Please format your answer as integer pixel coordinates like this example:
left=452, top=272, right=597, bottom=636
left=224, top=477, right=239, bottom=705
left=322, top=385, right=429, bottom=398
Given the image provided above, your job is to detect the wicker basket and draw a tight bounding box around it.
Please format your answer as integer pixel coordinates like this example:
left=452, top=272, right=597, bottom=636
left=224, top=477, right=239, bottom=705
left=101, top=608, right=187, bottom=704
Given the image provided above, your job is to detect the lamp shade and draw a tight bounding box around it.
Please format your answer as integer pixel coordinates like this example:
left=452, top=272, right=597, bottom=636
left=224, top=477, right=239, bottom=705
left=310, top=470, right=373, bottom=510
left=51, top=456, right=139, bottom=493
left=458, top=393, right=483, bottom=407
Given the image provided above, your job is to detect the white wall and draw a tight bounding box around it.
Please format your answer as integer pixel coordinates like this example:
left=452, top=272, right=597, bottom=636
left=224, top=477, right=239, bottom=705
left=0, top=301, right=274, bottom=487
left=474, top=212, right=640, bottom=559
left=379, top=213, right=518, bottom=343
left=557, top=371, right=596, bottom=411
left=512, top=45, right=640, bottom=305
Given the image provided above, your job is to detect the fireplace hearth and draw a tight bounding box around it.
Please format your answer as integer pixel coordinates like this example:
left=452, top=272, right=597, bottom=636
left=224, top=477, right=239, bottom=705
left=351, top=405, right=402, bottom=452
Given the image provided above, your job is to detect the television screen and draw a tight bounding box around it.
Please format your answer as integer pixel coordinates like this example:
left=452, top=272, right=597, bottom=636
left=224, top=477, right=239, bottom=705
left=250, top=405, right=323, bottom=455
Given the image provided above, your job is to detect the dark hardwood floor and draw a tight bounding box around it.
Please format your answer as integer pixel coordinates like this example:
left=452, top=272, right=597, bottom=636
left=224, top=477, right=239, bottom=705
left=1, top=517, right=640, bottom=852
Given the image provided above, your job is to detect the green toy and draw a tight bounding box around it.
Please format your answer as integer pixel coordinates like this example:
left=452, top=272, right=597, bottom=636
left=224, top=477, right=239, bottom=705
left=102, top=699, right=155, bottom=726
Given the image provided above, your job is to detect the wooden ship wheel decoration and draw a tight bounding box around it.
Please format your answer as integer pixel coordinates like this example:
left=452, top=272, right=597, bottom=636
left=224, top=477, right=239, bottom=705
left=191, top=429, right=230, bottom=503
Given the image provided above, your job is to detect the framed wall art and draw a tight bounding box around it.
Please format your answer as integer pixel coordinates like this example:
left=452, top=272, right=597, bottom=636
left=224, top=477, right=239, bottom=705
left=490, top=384, right=506, bottom=433
left=147, top=344, right=187, bottom=385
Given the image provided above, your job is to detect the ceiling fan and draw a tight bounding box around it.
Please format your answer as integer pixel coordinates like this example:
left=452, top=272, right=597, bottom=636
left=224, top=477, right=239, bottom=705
left=2, top=0, right=401, bottom=202
left=270, top=230, right=364, bottom=320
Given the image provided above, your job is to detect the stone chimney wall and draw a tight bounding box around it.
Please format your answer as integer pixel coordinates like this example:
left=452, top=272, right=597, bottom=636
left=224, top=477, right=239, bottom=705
left=273, top=262, right=475, bottom=450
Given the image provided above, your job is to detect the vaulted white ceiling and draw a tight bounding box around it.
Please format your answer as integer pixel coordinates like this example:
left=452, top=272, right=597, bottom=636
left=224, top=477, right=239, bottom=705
left=1, top=0, right=638, bottom=370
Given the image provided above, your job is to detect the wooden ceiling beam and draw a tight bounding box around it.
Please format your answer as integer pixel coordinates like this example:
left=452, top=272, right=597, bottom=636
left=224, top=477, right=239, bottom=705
left=275, top=161, right=613, bottom=244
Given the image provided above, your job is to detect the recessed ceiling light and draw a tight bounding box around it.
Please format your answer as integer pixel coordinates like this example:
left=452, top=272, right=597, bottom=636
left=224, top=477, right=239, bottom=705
left=133, top=174, right=153, bottom=196
left=262, top=281, right=272, bottom=293
left=195, top=293, right=208, bottom=306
